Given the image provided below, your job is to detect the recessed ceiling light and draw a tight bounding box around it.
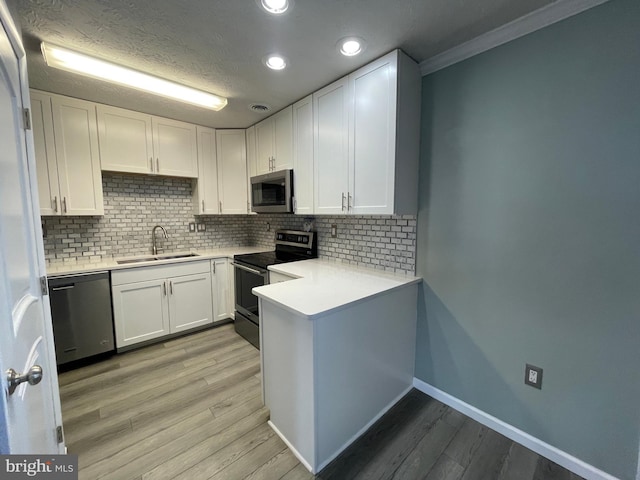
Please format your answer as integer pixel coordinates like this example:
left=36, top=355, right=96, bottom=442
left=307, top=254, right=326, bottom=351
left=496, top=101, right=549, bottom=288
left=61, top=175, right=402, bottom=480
left=338, top=37, right=366, bottom=57
left=40, top=42, right=227, bottom=110
left=260, top=0, right=290, bottom=14
left=263, top=55, right=287, bottom=70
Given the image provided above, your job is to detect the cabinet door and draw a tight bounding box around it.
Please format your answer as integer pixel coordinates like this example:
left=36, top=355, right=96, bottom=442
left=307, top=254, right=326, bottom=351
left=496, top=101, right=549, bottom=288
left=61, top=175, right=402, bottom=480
left=112, top=279, right=169, bottom=348
left=97, top=104, right=154, bottom=174
left=349, top=54, right=397, bottom=214
left=50, top=95, right=104, bottom=215
left=212, top=258, right=230, bottom=322
left=245, top=126, right=257, bottom=213
left=194, top=126, right=220, bottom=214
left=313, top=77, right=349, bottom=215
left=168, top=272, right=213, bottom=333
left=152, top=116, right=198, bottom=178
left=255, top=117, right=274, bottom=174
left=292, top=96, right=313, bottom=215
left=273, top=105, right=293, bottom=171
left=216, top=129, right=248, bottom=214
left=29, top=91, right=60, bottom=215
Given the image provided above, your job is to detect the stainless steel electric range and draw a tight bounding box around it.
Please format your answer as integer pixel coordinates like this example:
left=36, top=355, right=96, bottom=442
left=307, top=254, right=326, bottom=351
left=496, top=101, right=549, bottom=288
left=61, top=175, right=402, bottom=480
left=232, top=230, right=317, bottom=349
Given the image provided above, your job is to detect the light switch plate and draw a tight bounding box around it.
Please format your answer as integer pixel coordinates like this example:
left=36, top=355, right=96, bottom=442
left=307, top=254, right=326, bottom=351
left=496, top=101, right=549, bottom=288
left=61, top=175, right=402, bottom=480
left=188, top=223, right=196, bottom=232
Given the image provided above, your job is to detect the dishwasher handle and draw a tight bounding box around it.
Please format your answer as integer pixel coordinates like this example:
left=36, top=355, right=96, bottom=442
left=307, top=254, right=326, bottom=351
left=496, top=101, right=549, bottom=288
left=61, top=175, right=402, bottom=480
left=51, top=285, right=75, bottom=291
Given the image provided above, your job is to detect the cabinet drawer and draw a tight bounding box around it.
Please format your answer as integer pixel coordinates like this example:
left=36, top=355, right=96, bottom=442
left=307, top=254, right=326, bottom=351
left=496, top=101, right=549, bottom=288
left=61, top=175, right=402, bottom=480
left=112, top=260, right=210, bottom=285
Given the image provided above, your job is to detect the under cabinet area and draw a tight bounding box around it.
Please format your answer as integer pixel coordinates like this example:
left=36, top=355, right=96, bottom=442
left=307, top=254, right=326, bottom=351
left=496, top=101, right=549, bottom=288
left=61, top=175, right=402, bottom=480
left=111, top=260, right=213, bottom=349
left=30, top=90, right=104, bottom=216
left=97, top=104, right=198, bottom=178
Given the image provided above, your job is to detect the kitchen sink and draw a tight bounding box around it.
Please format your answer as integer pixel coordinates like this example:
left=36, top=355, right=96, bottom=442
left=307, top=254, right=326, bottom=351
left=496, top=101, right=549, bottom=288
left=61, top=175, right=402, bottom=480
left=116, top=253, right=199, bottom=265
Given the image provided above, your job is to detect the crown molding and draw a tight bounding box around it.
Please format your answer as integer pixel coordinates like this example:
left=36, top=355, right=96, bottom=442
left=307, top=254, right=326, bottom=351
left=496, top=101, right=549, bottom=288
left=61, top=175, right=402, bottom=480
left=420, top=0, right=611, bottom=76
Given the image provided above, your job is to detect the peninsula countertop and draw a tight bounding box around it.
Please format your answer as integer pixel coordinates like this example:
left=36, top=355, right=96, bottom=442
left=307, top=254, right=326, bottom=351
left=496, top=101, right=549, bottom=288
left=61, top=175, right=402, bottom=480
left=253, top=259, right=421, bottom=319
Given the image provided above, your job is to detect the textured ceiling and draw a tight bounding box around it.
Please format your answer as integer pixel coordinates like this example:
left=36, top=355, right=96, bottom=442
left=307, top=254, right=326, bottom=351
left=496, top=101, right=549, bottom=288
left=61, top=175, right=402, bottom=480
left=13, top=0, right=555, bottom=128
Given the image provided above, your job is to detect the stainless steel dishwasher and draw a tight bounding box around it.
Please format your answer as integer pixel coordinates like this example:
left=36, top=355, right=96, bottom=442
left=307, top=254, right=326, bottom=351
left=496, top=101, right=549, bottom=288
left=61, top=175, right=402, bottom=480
left=49, top=271, right=115, bottom=366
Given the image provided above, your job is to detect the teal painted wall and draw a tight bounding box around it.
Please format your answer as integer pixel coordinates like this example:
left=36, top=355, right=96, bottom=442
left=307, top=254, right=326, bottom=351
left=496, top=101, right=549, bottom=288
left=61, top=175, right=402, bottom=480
left=415, top=0, right=640, bottom=478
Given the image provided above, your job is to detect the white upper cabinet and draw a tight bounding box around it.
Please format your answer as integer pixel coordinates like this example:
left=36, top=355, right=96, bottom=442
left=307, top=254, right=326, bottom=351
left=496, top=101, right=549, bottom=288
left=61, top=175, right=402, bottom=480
left=31, top=90, right=104, bottom=216
left=292, top=95, right=314, bottom=215
left=255, top=106, right=293, bottom=174
left=152, top=116, right=198, bottom=177
left=245, top=125, right=257, bottom=213
left=313, top=50, right=420, bottom=216
left=97, top=105, right=154, bottom=174
left=193, top=126, right=220, bottom=215
left=216, top=129, right=248, bottom=214
left=313, top=77, right=350, bottom=215
left=97, top=104, right=198, bottom=178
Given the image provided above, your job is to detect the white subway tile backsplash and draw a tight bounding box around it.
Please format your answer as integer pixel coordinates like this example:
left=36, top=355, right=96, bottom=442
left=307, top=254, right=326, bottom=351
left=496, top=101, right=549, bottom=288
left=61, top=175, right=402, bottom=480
left=42, top=173, right=417, bottom=274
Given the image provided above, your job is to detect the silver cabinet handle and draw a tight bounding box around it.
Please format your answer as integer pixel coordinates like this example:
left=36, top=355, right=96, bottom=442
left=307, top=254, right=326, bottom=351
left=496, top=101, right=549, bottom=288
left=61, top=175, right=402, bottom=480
left=341, top=192, right=346, bottom=211
left=202, top=200, right=205, bottom=211
left=163, top=281, right=167, bottom=296
left=53, top=196, right=58, bottom=212
left=247, top=201, right=250, bottom=214
left=62, top=197, right=67, bottom=214
left=348, top=193, right=352, bottom=211
left=212, top=262, right=216, bottom=274
left=6, top=365, right=43, bottom=396
left=156, top=158, right=160, bottom=172
left=169, top=280, right=173, bottom=295
left=150, top=157, right=154, bottom=172
left=219, top=201, right=222, bottom=213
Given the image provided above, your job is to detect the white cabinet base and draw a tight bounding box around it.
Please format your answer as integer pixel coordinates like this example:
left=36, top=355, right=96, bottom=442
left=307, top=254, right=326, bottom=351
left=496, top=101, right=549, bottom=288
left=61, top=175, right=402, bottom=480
left=261, top=284, right=417, bottom=473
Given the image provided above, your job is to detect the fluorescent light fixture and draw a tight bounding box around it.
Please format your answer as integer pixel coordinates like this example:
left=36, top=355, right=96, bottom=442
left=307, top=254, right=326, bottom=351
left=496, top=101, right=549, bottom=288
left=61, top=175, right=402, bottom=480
left=260, top=0, right=290, bottom=14
left=338, top=37, right=366, bottom=57
left=263, top=54, right=287, bottom=70
left=41, top=42, right=227, bottom=111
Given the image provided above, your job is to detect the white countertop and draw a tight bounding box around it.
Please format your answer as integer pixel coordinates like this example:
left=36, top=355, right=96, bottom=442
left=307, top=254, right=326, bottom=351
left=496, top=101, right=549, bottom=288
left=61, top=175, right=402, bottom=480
left=46, top=246, right=269, bottom=277
left=253, top=259, right=421, bottom=319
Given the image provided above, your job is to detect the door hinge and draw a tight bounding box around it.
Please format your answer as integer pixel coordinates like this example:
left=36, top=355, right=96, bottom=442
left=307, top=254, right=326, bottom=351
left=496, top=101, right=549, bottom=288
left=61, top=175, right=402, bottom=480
left=40, top=276, right=49, bottom=296
left=23, top=108, right=31, bottom=130
left=56, top=425, right=64, bottom=444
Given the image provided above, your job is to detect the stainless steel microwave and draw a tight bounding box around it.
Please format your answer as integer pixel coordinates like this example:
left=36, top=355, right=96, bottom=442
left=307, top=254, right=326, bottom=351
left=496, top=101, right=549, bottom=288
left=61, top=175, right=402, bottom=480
left=250, top=169, right=294, bottom=213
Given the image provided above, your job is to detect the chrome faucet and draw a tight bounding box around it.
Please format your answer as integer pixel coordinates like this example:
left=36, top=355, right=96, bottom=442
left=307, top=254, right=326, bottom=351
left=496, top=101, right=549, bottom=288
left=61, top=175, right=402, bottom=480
left=152, top=225, right=168, bottom=255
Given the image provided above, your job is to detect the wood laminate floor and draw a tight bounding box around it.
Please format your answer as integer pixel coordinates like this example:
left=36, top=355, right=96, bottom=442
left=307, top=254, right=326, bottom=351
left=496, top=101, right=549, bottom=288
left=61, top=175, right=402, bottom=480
left=59, top=324, right=584, bottom=480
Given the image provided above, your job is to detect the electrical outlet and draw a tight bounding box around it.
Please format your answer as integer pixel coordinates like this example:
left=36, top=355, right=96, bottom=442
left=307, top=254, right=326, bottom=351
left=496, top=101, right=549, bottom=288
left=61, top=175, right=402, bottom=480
left=331, top=224, right=337, bottom=237
left=525, top=364, right=543, bottom=389
left=188, top=223, right=196, bottom=232
left=197, top=223, right=206, bottom=232
left=266, top=222, right=271, bottom=232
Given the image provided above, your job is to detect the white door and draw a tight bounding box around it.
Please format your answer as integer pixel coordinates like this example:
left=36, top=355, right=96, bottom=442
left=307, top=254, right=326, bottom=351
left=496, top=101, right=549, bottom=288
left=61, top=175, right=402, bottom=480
left=216, top=129, right=248, bottom=214
left=0, top=6, right=64, bottom=453
left=152, top=116, right=198, bottom=178
left=349, top=54, right=397, bottom=214
left=168, top=273, right=213, bottom=333
left=313, top=77, right=349, bottom=214
left=292, top=95, right=314, bottom=214
left=97, top=104, right=154, bottom=174
left=112, top=280, right=170, bottom=348
left=255, top=117, right=274, bottom=174
left=211, top=258, right=230, bottom=322
left=273, top=106, right=293, bottom=171
left=194, top=126, right=220, bottom=215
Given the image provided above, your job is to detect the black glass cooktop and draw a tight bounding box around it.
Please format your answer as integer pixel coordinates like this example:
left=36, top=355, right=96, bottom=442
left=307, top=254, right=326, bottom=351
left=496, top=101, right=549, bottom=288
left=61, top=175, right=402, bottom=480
left=234, top=251, right=310, bottom=270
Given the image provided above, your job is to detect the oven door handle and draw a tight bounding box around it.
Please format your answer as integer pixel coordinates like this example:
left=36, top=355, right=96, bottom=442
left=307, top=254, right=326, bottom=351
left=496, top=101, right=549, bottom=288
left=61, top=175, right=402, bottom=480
left=232, top=263, right=267, bottom=276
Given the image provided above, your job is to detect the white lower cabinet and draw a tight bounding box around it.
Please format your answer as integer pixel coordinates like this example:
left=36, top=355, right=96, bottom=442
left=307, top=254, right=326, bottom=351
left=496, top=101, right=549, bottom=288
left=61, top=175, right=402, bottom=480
left=112, top=261, right=213, bottom=349
left=211, top=258, right=231, bottom=322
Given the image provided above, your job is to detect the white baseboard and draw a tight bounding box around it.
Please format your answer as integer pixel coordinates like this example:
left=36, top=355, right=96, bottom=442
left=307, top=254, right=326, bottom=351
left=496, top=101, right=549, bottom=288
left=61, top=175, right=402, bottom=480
left=413, top=378, right=619, bottom=480
left=268, top=420, right=315, bottom=473
left=419, top=0, right=610, bottom=76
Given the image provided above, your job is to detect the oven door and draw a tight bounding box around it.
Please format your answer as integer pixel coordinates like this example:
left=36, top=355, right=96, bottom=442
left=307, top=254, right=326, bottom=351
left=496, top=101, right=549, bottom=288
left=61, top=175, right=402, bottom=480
left=233, top=261, right=268, bottom=324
